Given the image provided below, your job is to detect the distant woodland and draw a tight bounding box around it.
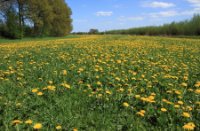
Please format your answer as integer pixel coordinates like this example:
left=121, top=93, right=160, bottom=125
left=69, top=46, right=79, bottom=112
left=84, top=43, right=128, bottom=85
left=104, top=15, right=200, bottom=36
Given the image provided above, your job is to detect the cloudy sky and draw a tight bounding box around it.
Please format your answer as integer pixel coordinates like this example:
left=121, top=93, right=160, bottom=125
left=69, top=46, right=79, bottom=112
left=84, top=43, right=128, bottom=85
left=66, top=0, right=200, bottom=32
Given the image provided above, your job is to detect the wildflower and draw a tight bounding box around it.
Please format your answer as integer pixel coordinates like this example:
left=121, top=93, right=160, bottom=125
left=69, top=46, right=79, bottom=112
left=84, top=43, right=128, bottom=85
left=33, top=123, right=42, bottom=129
left=106, top=90, right=112, bottom=95
left=183, top=122, right=195, bottom=130
left=186, top=106, right=193, bottom=111
left=174, top=104, right=180, bottom=108
left=136, top=110, right=146, bottom=117
left=141, top=74, right=145, bottom=78
left=135, top=95, right=140, bottom=99
left=178, top=101, right=184, bottom=105
left=12, top=120, right=22, bottom=125
left=115, top=77, right=120, bottom=81
left=48, top=81, right=53, bottom=84
left=194, top=89, right=200, bottom=94
left=78, top=68, right=84, bottom=72
left=62, top=70, right=67, bottom=75
left=56, top=125, right=62, bottom=130
left=181, top=82, right=187, bottom=87
left=194, top=81, right=200, bottom=87
left=175, top=90, right=181, bottom=95
left=96, top=81, right=102, bottom=86
left=97, top=94, right=103, bottom=98
left=47, top=85, right=56, bottom=91
left=123, top=102, right=129, bottom=107
left=25, top=119, right=33, bottom=124
left=61, top=83, right=71, bottom=89
left=161, top=108, right=167, bottom=112
left=32, top=88, right=38, bottom=93
left=73, top=128, right=78, bottom=131
left=182, top=112, right=191, bottom=118
left=116, top=60, right=122, bottom=64
left=37, top=92, right=43, bottom=96
left=117, top=88, right=124, bottom=92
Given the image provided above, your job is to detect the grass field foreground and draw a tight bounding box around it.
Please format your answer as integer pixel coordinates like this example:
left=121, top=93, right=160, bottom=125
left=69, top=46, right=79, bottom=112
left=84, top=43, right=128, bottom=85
left=0, top=35, right=200, bottom=130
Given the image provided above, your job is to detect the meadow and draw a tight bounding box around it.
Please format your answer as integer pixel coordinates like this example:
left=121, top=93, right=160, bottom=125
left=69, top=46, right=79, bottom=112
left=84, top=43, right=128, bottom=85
left=0, top=35, right=199, bottom=130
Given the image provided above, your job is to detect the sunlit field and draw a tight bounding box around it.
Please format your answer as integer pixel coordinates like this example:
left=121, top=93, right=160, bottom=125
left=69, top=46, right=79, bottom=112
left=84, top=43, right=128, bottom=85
left=0, top=35, right=199, bottom=130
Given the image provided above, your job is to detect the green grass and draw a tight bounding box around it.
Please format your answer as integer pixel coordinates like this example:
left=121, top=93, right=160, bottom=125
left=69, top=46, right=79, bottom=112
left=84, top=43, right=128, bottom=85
left=0, top=35, right=79, bottom=44
left=0, top=35, right=199, bottom=130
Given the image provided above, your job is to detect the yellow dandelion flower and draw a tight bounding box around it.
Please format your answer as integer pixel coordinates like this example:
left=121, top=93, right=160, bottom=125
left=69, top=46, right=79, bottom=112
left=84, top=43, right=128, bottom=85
left=105, top=90, right=112, bottom=95
left=61, top=83, right=71, bottom=89
left=181, top=82, right=187, bottom=87
left=182, top=112, right=191, bottom=118
left=161, top=108, right=167, bottom=112
left=12, top=120, right=22, bottom=125
left=32, top=88, right=38, bottom=93
left=56, top=125, right=62, bottom=130
left=183, top=122, right=195, bottom=130
left=96, top=81, right=102, bottom=86
left=194, top=89, right=200, bottom=94
left=175, top=90, right=181, bottom=95
left=37, top=92, right=43, bottom=96
left=62, top=70, right=67, bottom=75
left=48, top=80, right=53, bottom=84
left=135, top=95, right=140, bottom=99
left=97, top=94, right=103, bottom=98
left=140, top=110, right=146, bottom=114
left=33, top=123, right=42, bottom=129
left=178, top=101, right=184, bottom=105
left=136, top=112, right=145, bottom=117
left=123, top=102, right=129, bottom=107
left=47, top=85, right=56, bottom=91
left=73, top=128, right=78, bottom=131
left=174, top=104, right=180, bottom=108
left=194, top=81, right=200, bottom=87
left=116, top=60, right=122, bottom=64
left=25, top=119, right=33, bottom=124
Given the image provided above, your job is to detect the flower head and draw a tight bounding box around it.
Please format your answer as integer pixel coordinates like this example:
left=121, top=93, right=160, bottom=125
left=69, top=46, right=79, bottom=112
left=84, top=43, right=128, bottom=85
left=56, top=125, right=62, bottom=130
left=123, top=102, right=129, bottom=107
left=33, top=123, right=42, bottom=129
left=25, top=119, right=33, bottom=124
left=182, top=112, right=191, bottom=118
left=161, top=108, right=167, bottom=112
left=183, top=122, right=195, bottom=130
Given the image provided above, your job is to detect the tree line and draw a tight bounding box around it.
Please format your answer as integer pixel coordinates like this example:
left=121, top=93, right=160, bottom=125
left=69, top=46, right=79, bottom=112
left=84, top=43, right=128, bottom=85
left=0, top=0, right=72, bottom=39
left=105, top=14, right=200, bottom=36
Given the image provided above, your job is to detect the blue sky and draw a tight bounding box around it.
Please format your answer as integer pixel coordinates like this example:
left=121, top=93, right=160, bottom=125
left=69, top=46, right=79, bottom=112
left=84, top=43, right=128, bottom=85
left=66, top=0, right=200, bottom=32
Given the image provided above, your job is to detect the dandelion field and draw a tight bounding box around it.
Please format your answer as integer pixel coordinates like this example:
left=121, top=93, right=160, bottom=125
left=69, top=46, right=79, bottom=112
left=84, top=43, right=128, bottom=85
left=0, top=35, right=200, bottom=130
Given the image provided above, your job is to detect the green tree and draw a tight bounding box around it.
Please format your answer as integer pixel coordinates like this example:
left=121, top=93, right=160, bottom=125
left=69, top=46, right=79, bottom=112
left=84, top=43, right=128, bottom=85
left=26, top=0, right=53, bottom=36
left=5, top=7, right=21, bottom=39
left=89, top=29, right=99, bottom=34
left=49, top=0, right=73, bottom=36
left=0, top=0, right=73, bottom=38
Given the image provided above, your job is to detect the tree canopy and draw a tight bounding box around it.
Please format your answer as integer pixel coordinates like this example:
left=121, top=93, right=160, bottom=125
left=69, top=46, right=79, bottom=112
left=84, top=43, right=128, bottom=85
left=0, top=0, right=72, bottom=39
left=105, top=14, right=200, bottom=36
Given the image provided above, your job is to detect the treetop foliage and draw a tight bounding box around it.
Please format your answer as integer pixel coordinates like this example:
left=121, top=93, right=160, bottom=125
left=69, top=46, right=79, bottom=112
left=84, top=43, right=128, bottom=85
left=0, top=0, right=73, bottom=39
left=106, top=14, right=200, bottom=36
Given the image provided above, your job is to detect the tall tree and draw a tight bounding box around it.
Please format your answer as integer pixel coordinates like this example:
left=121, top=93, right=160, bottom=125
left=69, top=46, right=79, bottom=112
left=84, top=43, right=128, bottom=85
left=16, top=0, right=25, bottom=38
left=0, top=0, right=73, bottom=38
left=26, top=0, right=53, bottom=36
left=49, top=0, right=72, bottom=36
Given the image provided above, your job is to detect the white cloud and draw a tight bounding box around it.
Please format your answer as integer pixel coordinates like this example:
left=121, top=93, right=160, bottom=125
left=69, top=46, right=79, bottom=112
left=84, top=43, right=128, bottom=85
left=149, top=10, right=178, bottom=18
left=119, top=16, right=144, bottom=22
left=147, top=8, right=200, bottom=19
left=180, top=8, right=200, bottom=15
left=143, top=1, right=175, bottom=8
left=186, top=0, right=200, bottom=7
left=96, top=11, right=113, bottom=16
